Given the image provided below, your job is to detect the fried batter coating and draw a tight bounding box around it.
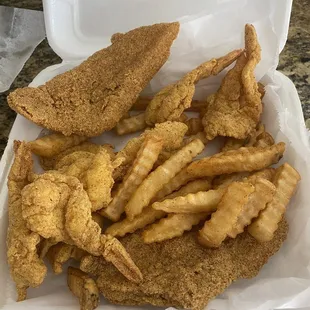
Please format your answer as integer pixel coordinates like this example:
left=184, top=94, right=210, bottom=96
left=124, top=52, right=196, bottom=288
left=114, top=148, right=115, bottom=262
left=94, top=222, right=288, bottom=310
left=28, top=133, right=87, bottom=157
left=67, top=267, right=100, bottom=310
left=145, top=49, right=243, bottom=125
left=187, top=143, right=285, bottom=178
left=40, top=142, right=114, bottom=171
left=56, top=150, right=114, bottom=211
left=8, top=23, right=180, bottom=136
left=7, top=141, right=47, bottom=301
left=47, top=243, right=86, bottom=274
left=21, top=171, right=142, bottom=283
left=202, top=24, right=262, bottom=140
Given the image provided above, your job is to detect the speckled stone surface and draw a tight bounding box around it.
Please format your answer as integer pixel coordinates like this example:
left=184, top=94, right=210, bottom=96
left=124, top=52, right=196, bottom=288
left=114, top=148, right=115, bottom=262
left=0, top=0, right=309, bottom=157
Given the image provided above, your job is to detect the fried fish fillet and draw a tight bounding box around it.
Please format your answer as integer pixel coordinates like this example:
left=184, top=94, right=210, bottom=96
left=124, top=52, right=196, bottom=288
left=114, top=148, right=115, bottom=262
left=8, top=22, right=179, bottom=136
left=89, top=222, right=287, bottom=310
left=202, top=24, right=262, bottom=140
left=145, top=49, right=242, bottom=125
left=7, top=141, right=47, bottom=301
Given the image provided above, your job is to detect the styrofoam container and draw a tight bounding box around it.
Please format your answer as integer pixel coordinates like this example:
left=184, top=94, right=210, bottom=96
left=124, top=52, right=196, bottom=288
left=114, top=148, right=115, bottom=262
left=1, top=0, right=310, bottom=309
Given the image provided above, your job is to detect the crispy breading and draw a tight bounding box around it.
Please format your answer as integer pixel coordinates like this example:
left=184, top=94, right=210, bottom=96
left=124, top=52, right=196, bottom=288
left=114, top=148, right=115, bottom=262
left=187, top=143, right=285, bottom=178
left=67, top=267, right=100, bottom=310
left=145, top=49, right=242, bottom=125
left=47, top=243, right=86, bottom=274
left=55, top=150, right=114, bottom=211
left=40, top=142, right=114, bottom=170
left=94, top=222, right=288, bottom=310
left=7, top=141, right=47, bottom=301
left=21, top=171, right=142, bottom=283
left=202, top=24, right=262, bottom=140
left=28, top=133, right=87, bottom=157
left=8, top=23, right=179, bottom=136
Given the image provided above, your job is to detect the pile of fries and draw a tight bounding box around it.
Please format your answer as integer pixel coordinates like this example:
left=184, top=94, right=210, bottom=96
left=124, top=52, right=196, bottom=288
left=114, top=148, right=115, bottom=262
left=6, top=22, right=301, bottom=310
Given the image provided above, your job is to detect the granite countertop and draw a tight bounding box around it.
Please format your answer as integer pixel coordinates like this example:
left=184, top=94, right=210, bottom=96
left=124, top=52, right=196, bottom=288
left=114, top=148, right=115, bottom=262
left=0, top=0, right=309, bottom=157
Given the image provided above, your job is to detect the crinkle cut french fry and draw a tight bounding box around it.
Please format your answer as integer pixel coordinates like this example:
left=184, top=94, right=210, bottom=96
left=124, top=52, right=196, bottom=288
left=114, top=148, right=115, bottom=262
left=28, top=133, right=87, bottom=157
left=102, top=136, right=163, bottom=222
left=198, top=182, right=255, bottom=248
left=221, top=138, right=246, bottom=152
left=105, top=207, right=165, bottom=237
left=142, top=213, right=209, bottom=243
left=187, top=143, right=285, bottom=178
left=183, top=131, right=208, bottom=145
left=247, top=168, right=276, bottom=183
left=153, top=167, right=195, bottom=202
left=228, top=178, right=276, bottom=238
left=125, top=139, right=205, bottom=220
left=213, top=172, right=250, bottom=189
left=185, top=118, right=204, bottom=136
left=166, top=179, right=212, bottom=199
left=248, top=163, right=301, bottom=242
left=115, top=113, right=147, bottom=135
left=67, top=266, right=100, bottom=310
left=152, top=188, right=225, bottom=214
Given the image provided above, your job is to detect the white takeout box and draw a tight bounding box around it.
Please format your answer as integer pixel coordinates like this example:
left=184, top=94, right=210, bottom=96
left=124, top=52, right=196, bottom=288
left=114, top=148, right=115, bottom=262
left=1, top=0, right=310, bottom=309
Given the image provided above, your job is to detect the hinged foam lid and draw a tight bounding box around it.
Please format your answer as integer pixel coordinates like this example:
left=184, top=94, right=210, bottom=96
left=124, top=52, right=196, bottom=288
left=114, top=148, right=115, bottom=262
left=42, top=0, right=292, bottom=61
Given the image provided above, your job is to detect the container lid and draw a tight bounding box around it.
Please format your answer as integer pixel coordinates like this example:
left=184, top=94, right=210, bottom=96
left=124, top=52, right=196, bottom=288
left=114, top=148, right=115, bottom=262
left=43, top=0, right=291, bottom=61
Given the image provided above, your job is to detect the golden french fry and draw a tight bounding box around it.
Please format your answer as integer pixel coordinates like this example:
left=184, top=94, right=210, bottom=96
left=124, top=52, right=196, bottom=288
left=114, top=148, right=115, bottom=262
left=153, top=167, right=194, bottom=202
left=228, top=178, right=276, bottom=238
left=115, top=113, right=147, bottom=135
left=114, top=121, right=188, bottom=180
left=152, top=188, right=224, bottom=214
left=213, top=172, right=250, bottom=189
left=145, top=49, right=243, bottom=125
left=221, top=138, right=246, bottom=152
left=187, top=143, right=285, bottom=178
left=102, top=136, right=163, bottom=221
left=185, top=118, right=204, bottom=136
left=198, top=182, right=255, bottom=248
left=166, top=179, right=212, bottom=199
left=143, top=213, right=208, bottom=243
left=183, top=131, right=208, bottom=145
left=28, top=133, right=87, bottom=157
left=153, top=149, right=176, bottom=169
left=248, top=163, right=301, bottom=242
left=253, top=132, right=275, bottom=148
left=67, top=266, right=100, bottom=310
left=125, top=139, right=205, bottom=220
left=247, top=168, right=276, bottom=183
left=105, top=207, right=165, bottom=237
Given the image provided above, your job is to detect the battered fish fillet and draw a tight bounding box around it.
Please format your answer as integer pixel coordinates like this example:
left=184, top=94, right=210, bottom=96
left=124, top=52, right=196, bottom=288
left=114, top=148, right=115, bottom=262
left=84, top=221, right=287, bottom=310
left=21, top=171, right=142, bottom=283
left=202, top=24, right=262, bottom=140
left=7, top=141, right=47, bottom=301
left=144, top=49, right=243, bottom=125
left=8, top=22, right=180, bottom=136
